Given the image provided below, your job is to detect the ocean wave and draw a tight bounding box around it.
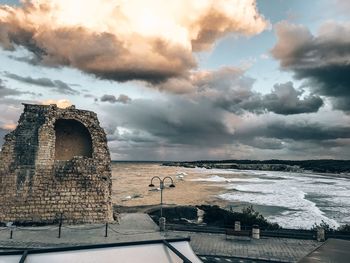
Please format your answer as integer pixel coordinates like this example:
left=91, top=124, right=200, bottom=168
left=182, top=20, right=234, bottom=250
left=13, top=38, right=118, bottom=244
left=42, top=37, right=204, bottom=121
left=228, top=174, right=349, bottom=228
left=191, top=175, right=270, bottom=183
left=219, top=189, right=339, bottom=229
left=191, top=169, right=350, bottom=229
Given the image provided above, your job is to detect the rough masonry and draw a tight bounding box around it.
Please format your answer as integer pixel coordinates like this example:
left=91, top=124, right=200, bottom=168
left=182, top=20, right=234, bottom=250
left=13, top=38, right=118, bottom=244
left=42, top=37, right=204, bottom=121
left=0, top=104, right=113, bottom=224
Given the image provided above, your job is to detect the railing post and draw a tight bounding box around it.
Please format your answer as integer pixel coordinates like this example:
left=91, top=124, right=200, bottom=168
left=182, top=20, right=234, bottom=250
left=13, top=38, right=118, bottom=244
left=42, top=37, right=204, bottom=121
left=105, top=222, right=108, bottom=237
left=317, top=227, right=325, bottom=242
left=159, top=217, right=166, bottom=232
left=252, top=224, right=260, bottom=239
left=58, top=213, right=63, bottom=238
left=6, top=222, right=14, bottom=239
left=234, top=221, right=241, bottom=231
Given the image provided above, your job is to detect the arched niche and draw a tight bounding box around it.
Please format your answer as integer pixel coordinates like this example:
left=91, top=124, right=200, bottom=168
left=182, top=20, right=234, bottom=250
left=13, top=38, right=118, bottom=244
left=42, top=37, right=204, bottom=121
left=54, top=119, right=93, bottom=161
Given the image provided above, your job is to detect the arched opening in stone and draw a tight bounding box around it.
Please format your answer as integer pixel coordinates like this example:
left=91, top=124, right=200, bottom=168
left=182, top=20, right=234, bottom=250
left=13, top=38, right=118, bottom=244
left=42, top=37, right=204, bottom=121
left=54, top=119, right=93, bottom=160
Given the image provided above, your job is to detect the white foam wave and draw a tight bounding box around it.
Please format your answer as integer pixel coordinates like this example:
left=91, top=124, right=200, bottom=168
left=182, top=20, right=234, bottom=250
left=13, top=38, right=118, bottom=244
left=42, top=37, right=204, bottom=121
left=219, top=189, right=338, bottom=229
left=191, top=175, right=269, bottom=183
left=228, top=172, right=350, bottom=228
left=191, top=169, right=350, bottom=229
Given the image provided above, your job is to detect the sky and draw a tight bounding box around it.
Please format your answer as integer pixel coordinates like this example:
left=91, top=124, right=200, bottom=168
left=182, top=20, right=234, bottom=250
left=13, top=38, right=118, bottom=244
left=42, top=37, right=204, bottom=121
left=0, top=0, right=349, bottom=161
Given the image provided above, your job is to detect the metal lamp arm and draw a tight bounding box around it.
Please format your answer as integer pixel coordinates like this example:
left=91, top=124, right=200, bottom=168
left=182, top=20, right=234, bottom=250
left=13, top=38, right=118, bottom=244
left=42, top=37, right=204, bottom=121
left=150, top=176, right=162, bottom=186
left=163, top=176, right=175, bottom=186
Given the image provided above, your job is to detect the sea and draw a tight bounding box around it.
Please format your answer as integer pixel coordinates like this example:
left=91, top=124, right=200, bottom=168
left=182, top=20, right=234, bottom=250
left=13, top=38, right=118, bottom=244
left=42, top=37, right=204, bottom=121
left=112, top=162, right=350, bottom=229
left=191, top=168, right=350, bottom=229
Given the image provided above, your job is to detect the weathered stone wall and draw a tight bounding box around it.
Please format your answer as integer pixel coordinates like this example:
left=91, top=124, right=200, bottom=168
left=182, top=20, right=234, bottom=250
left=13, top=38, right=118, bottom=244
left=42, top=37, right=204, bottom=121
left=0, top=104, right=113, bottom=224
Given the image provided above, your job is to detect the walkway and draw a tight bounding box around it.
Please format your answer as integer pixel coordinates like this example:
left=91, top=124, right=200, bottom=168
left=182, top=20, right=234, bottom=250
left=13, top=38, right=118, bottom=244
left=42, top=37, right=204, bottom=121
left=166, top=231, right=320, bottom=262
left=0, top=213, right=161, bottom=249
left=0, top=214, right=321, bottom=262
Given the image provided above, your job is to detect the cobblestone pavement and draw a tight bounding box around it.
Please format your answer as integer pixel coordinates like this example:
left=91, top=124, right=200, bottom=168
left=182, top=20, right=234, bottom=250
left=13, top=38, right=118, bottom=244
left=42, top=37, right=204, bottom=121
left=165, top=231, right=321, bottom=263
left=0, top=214, right=321, bottom=262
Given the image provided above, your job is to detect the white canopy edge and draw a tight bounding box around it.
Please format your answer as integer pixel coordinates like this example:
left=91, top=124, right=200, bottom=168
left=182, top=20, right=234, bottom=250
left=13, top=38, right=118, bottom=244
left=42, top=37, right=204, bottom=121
left=0, top=240, right=202, bottom=263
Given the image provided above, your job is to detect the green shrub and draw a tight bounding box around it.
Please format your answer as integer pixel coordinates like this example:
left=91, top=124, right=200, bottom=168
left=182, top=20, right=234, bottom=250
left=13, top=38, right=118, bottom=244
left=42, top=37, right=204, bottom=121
left=311, top=221, right=350, bottom=233
left=338, top=224, right=350, bottom=232
left=311, top=220, right=335, bottom=232
left=197, top=205, right=280, bottom=230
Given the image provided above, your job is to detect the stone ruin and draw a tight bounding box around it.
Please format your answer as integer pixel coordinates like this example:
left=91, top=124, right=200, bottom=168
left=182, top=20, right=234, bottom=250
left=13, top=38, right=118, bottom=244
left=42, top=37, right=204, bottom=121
left=0, top=104, right=113, bottom=224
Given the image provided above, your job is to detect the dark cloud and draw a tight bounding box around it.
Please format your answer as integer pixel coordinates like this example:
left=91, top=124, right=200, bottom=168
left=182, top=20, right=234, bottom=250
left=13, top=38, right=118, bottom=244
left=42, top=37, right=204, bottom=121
left=271, top=21, right=350, bottom=111
left=4, top=72, right=79, bottom=95
left=235, top=120, right=350, bottom=141
left=116, top=94, right=131, bottom=104
left=103, top=102, right=234, bottom=160
left=84, top=93, right=97, bottom=99
left=0, top=78, right=37, bottom=97
left=101, top=92, right=350, bottom=160
left=271, top=122, right=350, bottom=141
left=98, top=65, right=335, bottom=159
left=101, top=95, right=117, bottom=103
left=100, top=94, right=131, bottom=104
left=7, top=54, right=41, bottom=65
left=179, top=67, right=323, bottom=115
left=102, top=97, right=234, bottom=147
left=98, top=66, right=349, bottom=159
left=262, top=82, right=323, bottom=115
left=0, top=79, right=22, bottom=97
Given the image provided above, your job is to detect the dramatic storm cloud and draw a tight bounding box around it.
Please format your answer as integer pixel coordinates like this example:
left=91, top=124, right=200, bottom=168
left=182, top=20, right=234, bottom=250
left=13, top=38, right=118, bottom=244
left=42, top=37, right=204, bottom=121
left=262, top=82, right=323, bottom=115
left=0, top=1, right=349, bottom=160
left=99, top=66, right=341, bottom=160
left=235, top=120, right=350, bottom=141
left=104, top=97, right=233, bottom=147
left=102, top=91, right=350, bottom=160
left=162, top=67, right=323, bottom=115
left=272, top=21, right=350, bottom=111
left=0, top=0, right=267, bottom=84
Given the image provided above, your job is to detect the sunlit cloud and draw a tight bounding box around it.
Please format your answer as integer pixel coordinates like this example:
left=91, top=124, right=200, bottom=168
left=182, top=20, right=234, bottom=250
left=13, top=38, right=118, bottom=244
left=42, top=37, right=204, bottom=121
left=41, top=98, right=72, bottom=108
left=0, top=0, right=268, bottom=85
left=1, top=122, right=16, bottom=130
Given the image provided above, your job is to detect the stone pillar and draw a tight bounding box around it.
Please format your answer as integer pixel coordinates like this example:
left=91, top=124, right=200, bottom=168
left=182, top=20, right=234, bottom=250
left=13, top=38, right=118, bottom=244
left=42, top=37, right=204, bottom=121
left=317, top=227, right=325, bottom=242
left=234, top=221, right=241, bottom=231
left=159, top=217, right=166, bottom=232
left=252, top=224, right=260, bottom=239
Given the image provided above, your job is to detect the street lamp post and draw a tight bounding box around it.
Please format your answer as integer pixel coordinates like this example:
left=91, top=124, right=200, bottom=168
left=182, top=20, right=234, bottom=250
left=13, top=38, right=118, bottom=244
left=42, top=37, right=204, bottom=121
left=149, top=176, right=175, bottom=230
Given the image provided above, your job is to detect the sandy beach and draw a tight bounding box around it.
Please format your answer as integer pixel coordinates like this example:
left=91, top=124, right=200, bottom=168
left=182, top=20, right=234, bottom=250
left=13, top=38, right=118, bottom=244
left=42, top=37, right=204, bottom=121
left=111, top=162, right=228, bottom=207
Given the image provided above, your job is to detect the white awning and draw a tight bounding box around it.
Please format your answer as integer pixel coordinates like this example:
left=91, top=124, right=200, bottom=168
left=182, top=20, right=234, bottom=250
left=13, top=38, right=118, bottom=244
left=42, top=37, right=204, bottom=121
left=0, top=240, right=202, bottom=263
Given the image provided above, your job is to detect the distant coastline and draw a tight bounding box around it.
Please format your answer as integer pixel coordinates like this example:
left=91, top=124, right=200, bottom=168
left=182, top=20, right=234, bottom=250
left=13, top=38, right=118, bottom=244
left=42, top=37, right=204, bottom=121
left=162, top=159, right=350, bottom=175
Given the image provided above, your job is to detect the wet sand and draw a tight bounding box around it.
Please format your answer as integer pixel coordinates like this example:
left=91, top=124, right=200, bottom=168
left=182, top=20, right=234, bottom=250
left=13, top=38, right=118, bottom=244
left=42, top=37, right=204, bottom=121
left=111, top=162, right=228, bottom=207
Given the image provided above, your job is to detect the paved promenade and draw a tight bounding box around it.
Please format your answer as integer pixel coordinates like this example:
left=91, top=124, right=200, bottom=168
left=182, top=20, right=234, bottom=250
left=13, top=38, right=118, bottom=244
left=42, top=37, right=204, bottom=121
left=0, top=214, right=162, bottom=248
left=166, top=231, right=320, bottom=262
left=0, top=213, right=321, bottom=262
